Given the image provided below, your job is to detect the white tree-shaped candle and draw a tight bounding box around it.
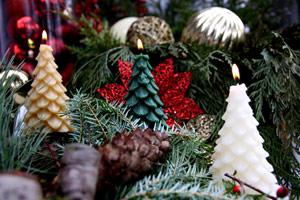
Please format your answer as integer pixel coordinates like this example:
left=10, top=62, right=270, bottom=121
left=209, top=64, right=278, bottom=196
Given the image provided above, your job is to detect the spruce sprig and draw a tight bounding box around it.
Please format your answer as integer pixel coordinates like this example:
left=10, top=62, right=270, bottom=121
left=69, top=16, right=129, bottom=93
left=66, top=91, right=141, bottom=145
left=119, top=136, right=234, bottom=200
left=259, top=125, right=300, bottom=198
left=249, top=33, right=300, bottom=147
left=0, top=55, right=46, bottom=172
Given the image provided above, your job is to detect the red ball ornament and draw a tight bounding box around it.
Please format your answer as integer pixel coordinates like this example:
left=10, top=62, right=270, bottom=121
left=276, top=186, right=289, bottom=198
left=22, top=62, right=35, bottom=76
left=16, top=16, right=41, bottom=40
left=232, top=185, right=241, bottom=194
left=9, top=43, right=26, bottom=61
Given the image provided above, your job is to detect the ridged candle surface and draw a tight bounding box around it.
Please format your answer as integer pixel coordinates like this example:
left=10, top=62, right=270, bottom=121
left=24, top=44, right=72, bottom=133
left=210, top=83, right=278, bottom=196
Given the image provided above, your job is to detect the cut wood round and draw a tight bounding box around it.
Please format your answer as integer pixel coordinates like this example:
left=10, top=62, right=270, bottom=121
left=0, top=173, right=43, bottom=200
left=59, top=143, right=100, bottom=200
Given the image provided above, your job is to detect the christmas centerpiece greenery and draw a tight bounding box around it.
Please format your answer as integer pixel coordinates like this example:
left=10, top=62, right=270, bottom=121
left=0, top=1, right=300, bottom=199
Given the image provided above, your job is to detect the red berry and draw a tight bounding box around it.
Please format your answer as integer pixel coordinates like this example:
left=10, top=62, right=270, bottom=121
left=277, top=186, right=289, bottom=198
left=232, top=185, right=241, bottom=194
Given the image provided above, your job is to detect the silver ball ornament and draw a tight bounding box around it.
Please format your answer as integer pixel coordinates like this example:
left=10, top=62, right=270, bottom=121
left=182, top=7, right=245, bottom=48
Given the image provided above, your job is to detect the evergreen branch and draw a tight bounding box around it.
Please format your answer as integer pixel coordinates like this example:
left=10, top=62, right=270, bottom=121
left=0, top=55, right=46, bottom=173
left=66, top=91, right=141, bottom=145
left=259, top=125, right=300, bottom=199
left=71, top=46, right=134, bottom=94
left=123, top=187, right=232, bottom=200
left=116, top=125, right=222, bottom=200
left=69, top=16, right=126, bottom=93
left=169, top=127, right=213, bottom=168
left=120, top=139, right=231, bottom=200
left=249, top=32, right=300, bottom=150
left=189, top=49, right=234, bottom=114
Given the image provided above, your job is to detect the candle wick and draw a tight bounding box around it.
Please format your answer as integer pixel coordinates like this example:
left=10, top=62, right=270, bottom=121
left=42, top=39, right=47, bottom=45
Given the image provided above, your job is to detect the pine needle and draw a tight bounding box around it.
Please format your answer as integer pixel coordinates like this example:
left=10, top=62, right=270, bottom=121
left=0, top=55, right=46, bottom=173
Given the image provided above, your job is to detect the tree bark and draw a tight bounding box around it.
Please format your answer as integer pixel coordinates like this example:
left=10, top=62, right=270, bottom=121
left=59, top=143, right=100, bottom=200
left=0, top=173, right=43, bottom=200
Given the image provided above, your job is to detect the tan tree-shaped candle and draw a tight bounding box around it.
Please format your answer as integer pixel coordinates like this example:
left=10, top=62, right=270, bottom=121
left=24, top=31, right=72, bottom=133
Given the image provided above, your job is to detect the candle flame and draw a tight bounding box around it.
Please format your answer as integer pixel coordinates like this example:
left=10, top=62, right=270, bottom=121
left=232, top=64, right=240, bottom=81
left=137, top=39, right=143, bottom=50
left=27, top=38, right=35, bottom=49
left=42, top=30, right=48, bottom=41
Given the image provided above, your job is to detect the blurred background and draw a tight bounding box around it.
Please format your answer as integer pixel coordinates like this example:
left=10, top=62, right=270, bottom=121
left=0, top=0, right=299, bottom=82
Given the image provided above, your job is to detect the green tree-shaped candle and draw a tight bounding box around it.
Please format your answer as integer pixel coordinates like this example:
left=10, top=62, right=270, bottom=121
left=125, top=40, right=167, bottom=127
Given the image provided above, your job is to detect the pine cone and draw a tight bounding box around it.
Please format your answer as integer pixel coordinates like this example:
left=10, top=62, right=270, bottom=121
left=98, top=128, right=170, bottom=189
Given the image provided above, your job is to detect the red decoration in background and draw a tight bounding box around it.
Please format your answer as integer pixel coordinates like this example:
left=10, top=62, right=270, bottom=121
left=97, top=59, right=204, bottom=125
left=22, top=61, right=35, bottom=75
left=56, top=22, right=80, bottom=45
left=49, top=38, right=66, bottom=56
left=16, top=16, right=41, bottom=40
left=60, top=62, right=74, bottom=84
left=135, top=0, right=148, bottom=16
left=11, top=43, right=26, bottom=60
left=4, top=0, right=103, bottom=84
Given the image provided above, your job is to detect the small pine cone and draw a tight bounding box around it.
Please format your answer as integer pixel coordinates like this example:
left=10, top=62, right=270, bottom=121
left=98, top=128, right=170, bottom=189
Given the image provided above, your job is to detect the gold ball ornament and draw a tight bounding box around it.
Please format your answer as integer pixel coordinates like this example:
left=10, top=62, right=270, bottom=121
left=182, top=7, right=245, bottom=48
left=126, top=16, right=174, bottom=47
left=186, top=114, right=216, bottom=140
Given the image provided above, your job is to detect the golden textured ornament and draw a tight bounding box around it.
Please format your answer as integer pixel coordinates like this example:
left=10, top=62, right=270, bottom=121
left=24, top=44, right=73, bottom=133
left=182, top=7, right=245, bottom=48
left=126, top=16, right=174, bottom=47
left=186, top=114, right=215, bottom=140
